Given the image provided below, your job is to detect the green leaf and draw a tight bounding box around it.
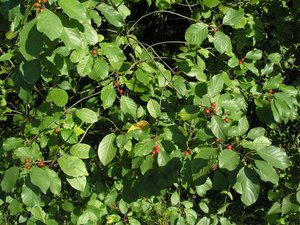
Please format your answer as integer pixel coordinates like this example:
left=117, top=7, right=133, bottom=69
left=218, top=150, right=240, bottom=171
left=236, top=167, right=260, bottom=206
left=82, top=22, right=98, bottom=46
left=120, top=96, right=138, bottom=119
left=100, top=43, right=126, bottom=70
left=60, top=130, right=78, bottom=144
left=97, top=3, right=124, bottom=27
left=207, top=73, right=225, bottom=98
left=77, top=54, right=93, bottom=76
left=203, top=0, right=219, bottom=8
left=223, top=8, right=244, bottom=27
left=196, top=217, right=211, bottom=225
left=178, top=105, right=199, bottom=121
left=253, top=160, right=279, bottom=185
left=30, top=167, right=50, bottom=194
left=192, top=148, right=217, bottom=182
left=30, top=206, right=46, bottom=223
left=19, top=19, right=43, bottom=60
left=257, top=146, right=291, bottom=170
left=3, top=137, right=23, bottom=151
left=21, top=185, right=41, bottom=207
left=281, top=196, right=292, bottom=215
left=237, top=116, right=249, bottom=136
left=47, top=88, right=69, bottom=107
left=46, top=169, right=61, bottom=195
left=58, top=0, right=87, bottom=22
left=171, top=192, right=180, bottom=206
left=1, top=166, right=19, bottom=193
left=58, top=155, right=89, bottom=177
left=247, top=127, right=265, bottom=140
left=185, top=23, right=208, bottom=46
left=199, top=202, right=209, bottom=213
left=240, top=136, right=271, bottom=150
left=245, top=49, right=262, bottom=60
left=101, top=84, right=117, bottom=109
left=140, top=155, right=154, bottom=175
left=19, top=60, right=41, bottom=85
left=213, top=31, right=232, bottom=54
left=134, top=139, right=155, bottom=156
left=89, top=59, right=109, bottom=81
left=60, top=27, right=84, bottom=50
left=147, top=99, right=161, bottom=119
left=98, top=133, right=117, bottom=166
left=157, top=151, right=170, bottom=167
left=66, top=176, right=86, bottom=192
left=211, top=116, right=228, bottom=141
left=70, top=143, right=93, bottom=159
left=37, top=9, right=63, bottom=41
left=76, top=108, right=98, bottom=123
left=268, top=53, right=281, bottom=64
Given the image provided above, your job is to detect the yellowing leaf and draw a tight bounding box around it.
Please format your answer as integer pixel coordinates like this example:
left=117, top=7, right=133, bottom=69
left=128, top=120, right=150, bottom=133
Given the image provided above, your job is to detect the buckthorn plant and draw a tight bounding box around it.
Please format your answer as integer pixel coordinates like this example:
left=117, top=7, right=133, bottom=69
left=0, top=0, right=299, bottom=224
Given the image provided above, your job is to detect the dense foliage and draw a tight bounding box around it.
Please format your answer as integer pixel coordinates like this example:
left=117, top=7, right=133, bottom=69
left=0, top=0, right=299, bottom=224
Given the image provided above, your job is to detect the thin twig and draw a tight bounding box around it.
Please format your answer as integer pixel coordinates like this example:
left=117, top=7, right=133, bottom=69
left=127, top=10, right=200, bottom=33
left=79, top=123, right=94, bottom=143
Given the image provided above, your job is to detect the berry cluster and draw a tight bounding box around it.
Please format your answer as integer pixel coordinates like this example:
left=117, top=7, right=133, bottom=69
left=152, top=145, right=160, bottom=156
left=33, top=0, right=47, bottom=13
left=24, top=158, right=45, bottom=170
left=113, top=80, right=124, bottom=95
left=203, top=101, right=218, bottom=116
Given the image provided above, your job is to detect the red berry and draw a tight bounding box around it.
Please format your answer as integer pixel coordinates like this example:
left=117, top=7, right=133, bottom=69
left=184, top=150, right=191, bottom=156
left=224, top=117, right=229, bottom=123
left=114, top=81, right=119, bottom=87
left=91, top=49, right=97, bottom=55
left=33, top=2, right=40, bottom=8
left=119, top=89, right=123, bottom=95
left=211, top=107, right=217, bottom=114
left=204, top=108, right=210, bottom=116
left=268, top=89, right=273, bottom=94
left=54, top=128, right=59, bottom=133
left=212, top=28, right=218, bottom=33
left=41, top=0, right=48, bottom=3
left=152, top=150, right=157, bottom=155
left=154, top=145, right=160, bottom=152
left=211, top=102, right=216, bottom=107
left=27, top=165, right=31, bottom=170
left=227, top=144, right=232, bottom=150
left=39, top=161, right=45, bottom=167
left=215, top=138, right=221, bottom=143
left=25, top=158, right=30, bottom=163
left=211, top=164, right=217, bottom=171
